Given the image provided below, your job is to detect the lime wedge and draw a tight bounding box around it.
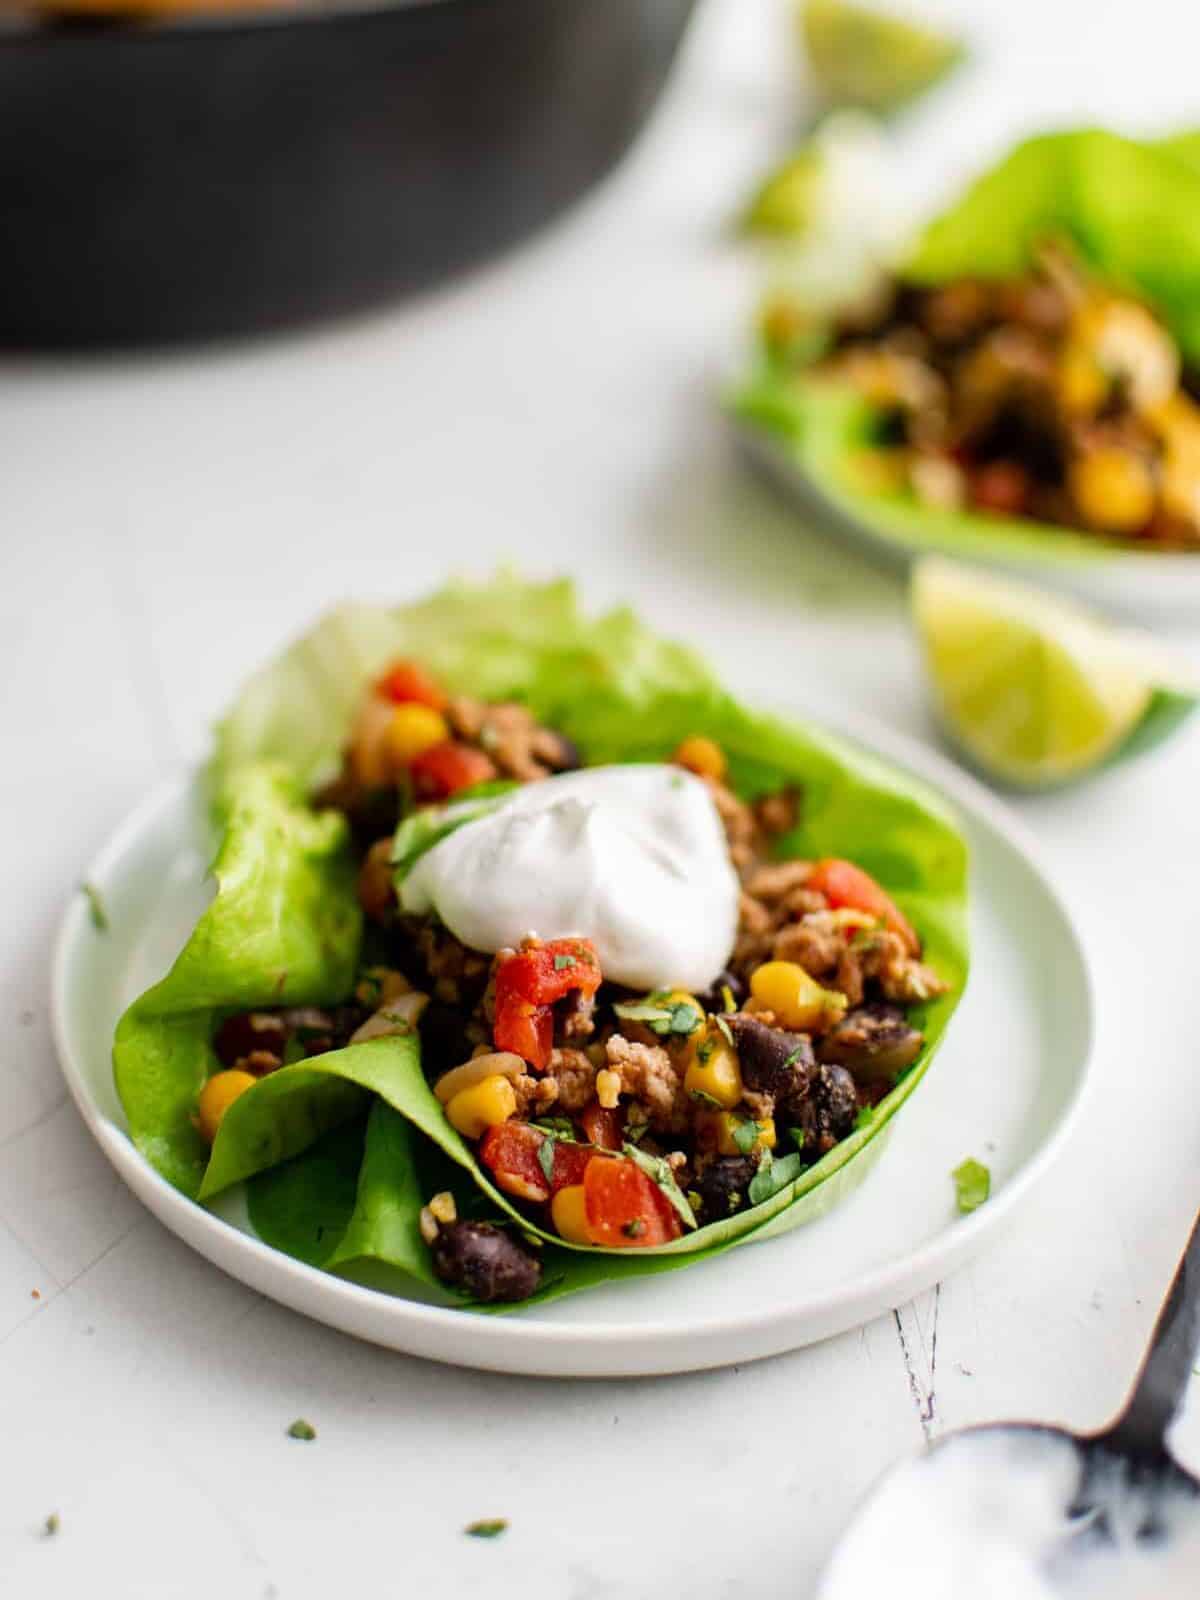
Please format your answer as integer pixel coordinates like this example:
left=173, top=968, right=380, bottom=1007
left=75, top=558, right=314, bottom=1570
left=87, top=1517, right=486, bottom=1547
left=801, top=0, right=964, bottom=115
left=912, top=559, right=1198, bottom=788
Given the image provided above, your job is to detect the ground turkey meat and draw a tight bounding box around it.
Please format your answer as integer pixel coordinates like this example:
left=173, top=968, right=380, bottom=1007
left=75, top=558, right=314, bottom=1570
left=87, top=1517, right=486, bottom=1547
left=706, top=779, right=762, bottom=873
left=544, top=1047, right=598, bottom=1113
left=835, top=928, right=946, bottom=1008
left=605, top=1034, right=689, bottom=1135
left=555, top=986, right=597, bottom=1044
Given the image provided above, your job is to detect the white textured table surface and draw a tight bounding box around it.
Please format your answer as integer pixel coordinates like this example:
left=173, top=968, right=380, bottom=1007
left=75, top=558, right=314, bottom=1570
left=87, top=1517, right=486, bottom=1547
left=5, top=1, right=1200, bottom=1594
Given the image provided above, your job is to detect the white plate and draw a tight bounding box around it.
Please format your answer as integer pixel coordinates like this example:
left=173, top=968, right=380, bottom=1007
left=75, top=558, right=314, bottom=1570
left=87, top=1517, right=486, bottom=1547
left=740, top=426, right=1200, bottom=623
left=52, top=718, right=1093, bottom=1378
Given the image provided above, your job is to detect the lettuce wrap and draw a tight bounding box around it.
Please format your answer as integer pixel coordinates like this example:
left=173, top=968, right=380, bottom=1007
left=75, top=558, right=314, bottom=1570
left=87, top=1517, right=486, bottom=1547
left=734, top=129, right=1200, bottom=568
left=114, top=578, right=969, bottom=1309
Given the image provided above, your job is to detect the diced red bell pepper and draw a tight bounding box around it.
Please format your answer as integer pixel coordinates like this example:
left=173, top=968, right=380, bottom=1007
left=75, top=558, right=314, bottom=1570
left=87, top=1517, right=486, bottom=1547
left=580, top=1099, right=625, bottom=1151
left=492, top=939, right=602, bottom=1069
left=479, top=1122, right=551, bottom=1203
left=551, top=1139, right=595, bottom=1191
left=969, top=461, right=1030, bottom=518
left=479, top=1122, right=595, bottom=1202
left=809, top=859, right=919, bottom=956
left=408, top=740, right=498, bottom=802
left=583, top=1157, right=680, bottom=1247
left=375, top=659, right=448, bottom=711
left=493, top=993, right=555, bottom=1071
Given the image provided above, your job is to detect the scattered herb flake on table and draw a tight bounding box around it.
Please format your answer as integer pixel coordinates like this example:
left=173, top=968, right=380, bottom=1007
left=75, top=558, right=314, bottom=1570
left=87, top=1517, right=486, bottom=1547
left=286, top=1418, right=317, bottom=1441
left=952, top=1157, right=991, bottom=1214
left=42, top=1513, right=60, bottom=1538
left=465, top=1519, right=508, bottom=1539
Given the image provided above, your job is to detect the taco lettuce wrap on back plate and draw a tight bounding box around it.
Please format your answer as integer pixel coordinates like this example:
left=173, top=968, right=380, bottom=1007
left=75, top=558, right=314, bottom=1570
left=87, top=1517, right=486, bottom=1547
left=735, top=129, right=1200, bottom=573
left=113, top=577, right=968, bottom=1310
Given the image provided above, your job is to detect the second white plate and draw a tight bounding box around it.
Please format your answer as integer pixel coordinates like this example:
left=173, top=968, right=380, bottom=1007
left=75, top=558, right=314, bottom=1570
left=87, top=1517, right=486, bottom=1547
left=52, top=714, right=1092, bottom=1378
left=740, top=424, right=1200, bottom=622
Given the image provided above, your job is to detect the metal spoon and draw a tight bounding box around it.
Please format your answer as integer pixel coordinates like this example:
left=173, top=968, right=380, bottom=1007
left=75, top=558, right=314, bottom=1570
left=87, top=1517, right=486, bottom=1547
left=816, top=1209, right=1200, bottom=1597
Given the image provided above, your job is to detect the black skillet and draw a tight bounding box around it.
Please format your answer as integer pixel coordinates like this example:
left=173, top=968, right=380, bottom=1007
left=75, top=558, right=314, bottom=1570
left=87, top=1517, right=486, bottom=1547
left=0, top=0, right=696, bottom=347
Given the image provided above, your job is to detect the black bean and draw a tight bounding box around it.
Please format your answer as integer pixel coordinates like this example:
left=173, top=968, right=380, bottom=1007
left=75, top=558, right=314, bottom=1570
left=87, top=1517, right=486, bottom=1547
left=691, top=1157, right=757, bottom=1224
left=213, top=1012, right=287, bottom=1068
left=430, top=1222, right=542, bottom=1303
left=818, top=1004, right=923, bottom=1083
left=726, top=1014, right=814, bottom=1106
left=697, top=969, right=747, bottom=1014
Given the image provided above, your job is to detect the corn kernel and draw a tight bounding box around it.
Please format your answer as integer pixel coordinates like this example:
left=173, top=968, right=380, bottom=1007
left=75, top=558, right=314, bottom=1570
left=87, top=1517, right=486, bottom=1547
left=550, top=1184, right=593, bottom=1246
left=1068, top=447, right=1155, bottom=535
left=195, top=1070, right=256, bottom=1145
left=387, top=703, right=450, bottom=766
left=419, top=1206, right=439, bottom=1245
left=444, top=1074, right=518, bottom=1140
left=595, top=1069, right=621, bottom=1111
left=696, top=1111, right=777, bottom=1156
left=749, top=960, right=847, bottom=1033
left=428, top=1191, right=457, bottom=1225
left=684, top=1030, right=743, bottom=1110
left=673, top=735, right=727, bottom=783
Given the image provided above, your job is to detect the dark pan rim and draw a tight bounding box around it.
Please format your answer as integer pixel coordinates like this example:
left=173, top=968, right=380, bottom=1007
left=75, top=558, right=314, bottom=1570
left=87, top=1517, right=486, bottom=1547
left=0, top=0, right=509, bottom=47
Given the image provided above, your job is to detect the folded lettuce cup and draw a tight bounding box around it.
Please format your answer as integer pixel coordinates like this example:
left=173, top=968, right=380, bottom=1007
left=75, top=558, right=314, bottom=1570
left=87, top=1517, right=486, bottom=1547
left=736, top=130, right=1200, bottom=567
left=114, top=578, right=968, bottom=1308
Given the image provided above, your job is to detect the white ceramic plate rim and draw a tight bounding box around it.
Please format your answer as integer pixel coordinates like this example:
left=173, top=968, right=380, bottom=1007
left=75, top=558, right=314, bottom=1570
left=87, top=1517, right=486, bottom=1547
left=51, top=707, right=1094, bottom=1376
left=734, top=416, right=1200, bottom=617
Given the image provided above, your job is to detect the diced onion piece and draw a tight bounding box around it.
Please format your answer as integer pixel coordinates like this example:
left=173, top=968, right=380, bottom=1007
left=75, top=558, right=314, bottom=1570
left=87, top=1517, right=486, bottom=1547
left=434, top=1051, right=526, bottom=1105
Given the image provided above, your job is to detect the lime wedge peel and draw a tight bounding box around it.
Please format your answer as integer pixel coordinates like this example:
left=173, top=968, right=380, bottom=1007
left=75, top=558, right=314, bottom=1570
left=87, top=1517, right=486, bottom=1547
left=801, top=0, right=965, bottom=117
left=912, top=558, right=1199, bottom=789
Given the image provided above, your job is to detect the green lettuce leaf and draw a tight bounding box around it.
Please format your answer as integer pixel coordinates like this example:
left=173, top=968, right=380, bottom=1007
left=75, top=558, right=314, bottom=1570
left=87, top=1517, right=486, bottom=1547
left=906, top=129, right=1200, bottom=365
left=117, top=578, right=970, bottom=1305
left=112, top=765, right=363, bottom=1196
left=733, top=372, right=1112, bottom=567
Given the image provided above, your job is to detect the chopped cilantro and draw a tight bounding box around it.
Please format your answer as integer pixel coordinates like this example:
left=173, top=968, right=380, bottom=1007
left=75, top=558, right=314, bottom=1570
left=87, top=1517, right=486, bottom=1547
left=553, top=954, right=577, bottom=971
left=782, top=1046, right=808, bottom=1070
left=537, top=1138, right=556, bottom=1186
left=689, top=1088, right=723, bottom=1111
left=622, top=1218, right=646, bottom=1239
left=465, top=1519, right=508, bottom=1539
left=671, top=1002, right=703, bottom=1035
left=532, top=1116, right=574, bottom=1139
left=686, top=1189, right=703, bottom=1213
left=80, top=882, right=108, bottom=932
left=286, top=1419, right=316, bottom=1441
left=732, top=1118, right=761, bottom=1155
left=622, top=1143, right=697, bottom=1229
left=789, top=1127, right=808, bottom=1152
left=613, top=996, right=701, bottom=1038
left=952, top=1158, right=990, bottom=1215
left=748, top=1151, right=806, bottom=1206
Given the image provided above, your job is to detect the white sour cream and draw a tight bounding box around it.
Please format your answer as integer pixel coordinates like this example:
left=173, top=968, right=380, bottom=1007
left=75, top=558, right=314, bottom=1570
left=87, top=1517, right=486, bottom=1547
left=399, top=765, right=740, bottom=992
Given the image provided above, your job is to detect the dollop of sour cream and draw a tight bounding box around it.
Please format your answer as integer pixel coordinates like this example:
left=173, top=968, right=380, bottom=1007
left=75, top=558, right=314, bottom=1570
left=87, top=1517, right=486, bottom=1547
left=399, top=765, right=740, bottom=992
